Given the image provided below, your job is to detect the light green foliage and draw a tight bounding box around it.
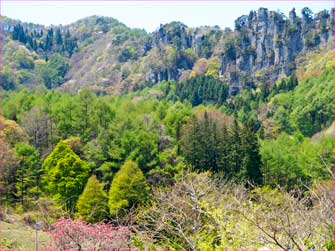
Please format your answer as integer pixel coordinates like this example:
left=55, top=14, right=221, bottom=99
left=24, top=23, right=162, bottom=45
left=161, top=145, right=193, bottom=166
left=13, top=49, right=35, bottom=69
left=76, top=175, right=108, bottom=223
left=108, top=160, right=149, bottom=216
left=289, top=65, right=333, bottom=136
left=205, top=57, right=220, bottom=78
left=42, top=141, right=89, bottom=212
left=261, top=133, right=333, bottom=189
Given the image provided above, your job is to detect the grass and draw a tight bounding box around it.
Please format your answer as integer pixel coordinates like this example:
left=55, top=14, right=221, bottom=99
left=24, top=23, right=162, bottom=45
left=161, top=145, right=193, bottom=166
left=1, top=220, right=51, bottom=250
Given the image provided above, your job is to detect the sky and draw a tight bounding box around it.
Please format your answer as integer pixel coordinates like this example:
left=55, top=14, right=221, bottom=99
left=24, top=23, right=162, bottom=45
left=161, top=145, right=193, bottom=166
left=1, top=1, right=333, bottom=32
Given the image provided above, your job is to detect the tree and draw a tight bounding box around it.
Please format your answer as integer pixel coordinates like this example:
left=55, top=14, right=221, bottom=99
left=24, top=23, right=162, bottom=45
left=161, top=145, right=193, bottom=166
left=74, top=89, right=96, bottom=142
left=55, top=29, right=63, bottom=45
left=20, top=107, right=57, bottom=154
left=38, top=54, right=69, bottom=89
left=108, top=160, right=149, bottom=216
left=42, top=141, right=89, bottom=212
left=240, top=119, right=263, bottom=185
left=260, top=133, right=309, bottom=190
left=0, top=141, right=20, bottom=205
left=14, top=142, right=40, bottom=208
left=76, top=175, right=108, bottom=223
left=135, top=171, right=217, bottom=250
left=49, top=217, right=130, bottom=250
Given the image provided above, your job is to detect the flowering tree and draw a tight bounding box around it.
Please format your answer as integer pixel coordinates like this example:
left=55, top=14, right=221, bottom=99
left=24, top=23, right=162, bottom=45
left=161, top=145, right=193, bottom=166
left=48, top=217, right=131, bottom=250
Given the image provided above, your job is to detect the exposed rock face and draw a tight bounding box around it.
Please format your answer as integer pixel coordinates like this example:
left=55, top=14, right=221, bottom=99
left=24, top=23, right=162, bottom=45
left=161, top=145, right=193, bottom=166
left=4, top=8, right=332, bottom=95
left=145, top=8, right=333, bottom=95
left=219, top=7, right=334, bottom=94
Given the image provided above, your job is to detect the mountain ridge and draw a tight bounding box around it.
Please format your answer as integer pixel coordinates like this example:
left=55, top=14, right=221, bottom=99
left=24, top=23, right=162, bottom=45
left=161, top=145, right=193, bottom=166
left=2, top=7, right=333, bottom=95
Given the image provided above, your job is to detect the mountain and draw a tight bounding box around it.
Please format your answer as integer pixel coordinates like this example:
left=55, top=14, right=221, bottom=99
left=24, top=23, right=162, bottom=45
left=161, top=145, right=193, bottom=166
left=1, top=7, right=333, bottom=95
left=1, top=7, right=334, bottom=250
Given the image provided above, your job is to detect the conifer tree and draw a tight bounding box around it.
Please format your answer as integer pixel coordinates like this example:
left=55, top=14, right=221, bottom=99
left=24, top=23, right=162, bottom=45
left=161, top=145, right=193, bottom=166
left=228, top=118, right=242, bottom=178
left=14, top=142, right=40, bottom=208
left=76, top=175, right=108, bottom=223
left=55, top=29, right=63, bottom=45
left=241, top=119, right=263, bottom=185
left=108, top=160, right=149, bottom=216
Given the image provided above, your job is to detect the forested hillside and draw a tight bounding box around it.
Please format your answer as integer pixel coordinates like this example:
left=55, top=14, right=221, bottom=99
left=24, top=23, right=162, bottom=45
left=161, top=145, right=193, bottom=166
left=0, top=7, right=334, bottom=250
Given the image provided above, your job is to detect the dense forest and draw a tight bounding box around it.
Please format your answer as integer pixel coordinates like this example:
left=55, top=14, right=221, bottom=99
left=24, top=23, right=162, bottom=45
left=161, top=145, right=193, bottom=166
left=0, top=7, right=334, bottom=251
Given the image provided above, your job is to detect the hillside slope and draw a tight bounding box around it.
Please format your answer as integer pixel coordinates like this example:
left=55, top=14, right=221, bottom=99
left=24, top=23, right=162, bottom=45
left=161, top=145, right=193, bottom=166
left=1, top=7, right=333, bottom=95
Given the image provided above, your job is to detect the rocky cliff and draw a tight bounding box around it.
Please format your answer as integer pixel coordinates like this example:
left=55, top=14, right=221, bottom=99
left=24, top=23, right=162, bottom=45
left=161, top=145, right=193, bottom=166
left=144, top=7, right=333, bottom=95
left=2, top=8, right=333, bottom=95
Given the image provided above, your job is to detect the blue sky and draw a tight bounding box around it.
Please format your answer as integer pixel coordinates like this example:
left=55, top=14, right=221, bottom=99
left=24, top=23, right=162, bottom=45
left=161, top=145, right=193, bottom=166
left=2, top=1, right=333, bottom=32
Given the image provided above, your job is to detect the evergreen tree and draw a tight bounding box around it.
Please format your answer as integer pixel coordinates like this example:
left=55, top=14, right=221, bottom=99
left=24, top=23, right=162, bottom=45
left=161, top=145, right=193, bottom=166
left=14, top=143, right=40, bottom=208
left=228, top=118, right=242, bottom=179
left=241, top=119, right=263, bottom=185
left=76, top=175, right=108, bottom=223
left=181, top=116, right=201, bottom=168
left=216, top=123, right=230, bottom=174
left=12, top=25, right=19, bottom=40
left=55, top=29, right=63, bottom=45
left=108, top=160, right=149, bottom=216
left=45, top=33, right=53, bottom=51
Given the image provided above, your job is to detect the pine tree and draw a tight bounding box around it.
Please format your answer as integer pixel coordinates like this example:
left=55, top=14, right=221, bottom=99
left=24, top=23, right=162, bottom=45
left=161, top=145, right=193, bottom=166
left=241, top=119, right=263, bottom=185
left=108, top=160, right=149, bottom=216
left=76, top=175, right=108, bottom=223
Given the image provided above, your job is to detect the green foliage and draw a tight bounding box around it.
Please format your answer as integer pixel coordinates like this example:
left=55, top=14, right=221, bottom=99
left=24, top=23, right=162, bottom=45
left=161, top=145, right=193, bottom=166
left=290, top=66, right=333, bottom=136
left=261, top=133, right=333, bottom=190
left=1, top=67, right=17, bottom=90
left=14, top=142, right=40, bottom=209
left=121, top=130, right=159, bottom=173
left=181, top=111, right=262, bottom=184
left=178, top=48, right=198, bottom=69
left=11, top=24, right=77, bottom=56
left=38, top=53, right=69, bottom=89
left=108, top=160, right=149, bottom=216
left=76, top=175, right=108, bottom=223
left=13, top=49, right=35, bottom=69
left=42, top=141, right=89, bottom=212
left=174, top=76, right=228, bottom=106
left=118, top=46, right=138, bottom=62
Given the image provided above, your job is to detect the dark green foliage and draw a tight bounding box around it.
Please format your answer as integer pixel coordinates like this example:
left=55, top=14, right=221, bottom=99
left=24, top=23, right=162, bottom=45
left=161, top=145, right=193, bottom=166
left=181, top=112, right=263, bottom=184
left=76, top=175, right=108, bottom=223
left=271, top=75, right=298, bottom=96
left=224, top=39, right=236, bottom=60
left=11, top=24, right=77, bottom=56
left=38, top=54, right=69, bottom=89
left=1, top=67, right=17, bottom=90
left=199, top=35, right=212, bottom=58
left=108, top=160, right=149, bottom=216
left=14, top=142, right=40, bottom=208
left=118, top=46, right=138, bottom=62
left=241, top=119, right=263, bottom=185
left=55, top=29, right=63, bottom=45
left=172, top=76, right=228, bottom=106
